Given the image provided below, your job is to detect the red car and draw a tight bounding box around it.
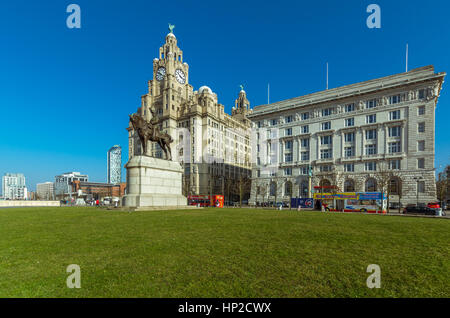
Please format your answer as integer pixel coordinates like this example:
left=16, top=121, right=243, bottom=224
left=427, top=202, right=441, bottom=209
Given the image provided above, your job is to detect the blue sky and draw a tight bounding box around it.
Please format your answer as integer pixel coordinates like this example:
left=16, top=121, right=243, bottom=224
left=1, top=0, right=449, bottom=191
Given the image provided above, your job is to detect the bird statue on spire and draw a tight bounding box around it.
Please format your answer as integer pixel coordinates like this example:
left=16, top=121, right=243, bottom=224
left=239, top=84, right=244, bottom=91
left=168, top=23, right=175, bottom=34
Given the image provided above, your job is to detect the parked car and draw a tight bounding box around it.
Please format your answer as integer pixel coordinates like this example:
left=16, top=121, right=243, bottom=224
left=403, top=205, right=439, bottom=215
left=427, top=202, right=441, bottom=209
left=427, top=202, right=445, bottom=216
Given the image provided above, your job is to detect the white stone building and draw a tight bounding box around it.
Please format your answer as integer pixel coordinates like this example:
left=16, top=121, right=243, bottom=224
left=36, top=182, right=54, bottom=200
left=249, top=66, right=445, bottom=207
left=127, top=28, right=252, bottom=196
left=2, top=173, right=27, bottom=200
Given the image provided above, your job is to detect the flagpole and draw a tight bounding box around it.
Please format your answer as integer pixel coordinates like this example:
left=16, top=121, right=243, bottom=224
left=406, top=43, right=409, bottom=72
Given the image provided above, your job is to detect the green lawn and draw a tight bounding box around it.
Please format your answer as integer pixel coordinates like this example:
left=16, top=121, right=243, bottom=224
left=0, top=207, right=448, bottom=298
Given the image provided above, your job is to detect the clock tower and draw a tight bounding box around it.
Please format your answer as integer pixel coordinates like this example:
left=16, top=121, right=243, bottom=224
left=132, top=25, right=192, bottom=157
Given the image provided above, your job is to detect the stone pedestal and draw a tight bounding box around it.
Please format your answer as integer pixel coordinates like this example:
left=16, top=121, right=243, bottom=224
left=122, top=156, right=187, bottom=209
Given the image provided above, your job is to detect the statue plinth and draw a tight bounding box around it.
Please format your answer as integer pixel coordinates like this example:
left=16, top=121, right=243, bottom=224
left=122, top=156, right=187, bottom=209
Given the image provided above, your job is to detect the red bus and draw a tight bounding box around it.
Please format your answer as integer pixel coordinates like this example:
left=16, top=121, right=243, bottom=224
left=188, top=195, right=224, bottom=208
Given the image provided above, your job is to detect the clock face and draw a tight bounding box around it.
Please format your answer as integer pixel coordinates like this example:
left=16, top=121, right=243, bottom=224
left=175, top=69, right=186, bottom=84
left=156, top=67, right=166, bottom=81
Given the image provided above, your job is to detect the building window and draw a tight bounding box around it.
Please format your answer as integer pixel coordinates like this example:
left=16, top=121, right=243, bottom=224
left=345, top=118, right=355, bottom=127
left=365, top=162, right=377, bottom=171
left=418, top=181, right=425, bottom=193
left=284, top=167, right=292, bottom=176
left=389, top=94, right=402, bottom=104
left=388, top=142, right=401, bottom=153
left=344, top=132, right=355, bottom=142
left=418, top=122, right=425, bottom=133
left=365, top=178, right=377, bottom=191
left=389, top=110, right=401, bottom=120
left=365, top=129, right=377, bottom=140
left=321, top=122, right=331, bottom=130
left=389, top=178, right=401, bottom=195
left=301, top=151, right=310, bottom=161
left=366, top=99, right=377, bottom=108
left=345, top=103, right=355, bottom=112
left=322, top=108, right=332, bottom=116
left=418, top=158, right=425, bottom=169
left=320, top=135, right=333, bottom=145
left=285, top=115, right=293, bottom=123
left=319, top=165, right=332, bottom=172
left=344, top=164, right=354, bottom=172
left=301, top=138, right=309, bottom=148
left=365, top=144, right=377, bottom=155
left=366, top=114, right=377, bottom=124
left=301, top=112, right=309, bottom=120
left=320, top=149, right=332, bottom=159
left=389, top=159, right=401, bottom=170
left=285, top=181, right=293, bottom=196
left=301, top=125, right=309, bottom=134
left=300, top=166, right=309, bottom=175
left=271, top=119, right=278, bottom=126
left=284, top=153, right=293, bottom=163
left=344, top=147, right=354, bottom=158
left=388, top=126, right=401, bottom=137
left=285, top=140, right=293, bottom=150
left=418, top=106, right=425, bottom=115
left=418, top=140, right=425, bottom=151
left=285, top=128, right=292, bottom=136
left=344, top=179, right=355, bottom=191
left=270, top=182, right=277, bottom=196
left=418, top=89, right=426, bottom=99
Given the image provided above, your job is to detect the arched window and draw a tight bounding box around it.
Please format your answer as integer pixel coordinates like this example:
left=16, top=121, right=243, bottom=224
left=389, top=178, right=401, bottom=195
left=299, top=182, right=308, bottom=198
left=270, top=182, right=277, bottom=196
left=344, top=179, right=355, bottom=192
left=320, top=179, right=331, bottom=187
left=285, top=181, right=292, bottom=197
left=365, top=178, right=377, bottom=192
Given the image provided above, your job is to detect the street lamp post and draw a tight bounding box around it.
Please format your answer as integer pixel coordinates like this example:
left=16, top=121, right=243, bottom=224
left=413, top=176, right=424, bottom=206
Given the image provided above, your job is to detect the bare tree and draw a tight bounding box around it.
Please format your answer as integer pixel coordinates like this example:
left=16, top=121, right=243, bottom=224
left=374, top=162, right=403, bottom=213
left=235, top=174, right=251, bottom=207
left=223, top=175, right=234, bottom=207
left=436, top=168, right=449, bottom=206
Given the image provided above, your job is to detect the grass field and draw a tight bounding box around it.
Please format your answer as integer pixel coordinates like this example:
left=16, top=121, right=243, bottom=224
left=0, top=207, right=448, bottom=298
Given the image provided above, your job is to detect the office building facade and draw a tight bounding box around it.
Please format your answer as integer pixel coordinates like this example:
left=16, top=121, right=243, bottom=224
left=107, top=145, right=122, bottom=184
left=249, top=66, right=445, bottom=207
left=54, top=172, right=88, bottom=197
left=2, top=173, right=27, bottom=200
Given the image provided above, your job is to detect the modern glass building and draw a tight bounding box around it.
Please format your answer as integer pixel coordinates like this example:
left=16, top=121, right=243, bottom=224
left=107, top=145, right=122, bottom=184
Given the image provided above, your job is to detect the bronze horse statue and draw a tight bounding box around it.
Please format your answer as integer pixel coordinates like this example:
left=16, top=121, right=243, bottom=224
left=129, top=113, right=173, bottom=160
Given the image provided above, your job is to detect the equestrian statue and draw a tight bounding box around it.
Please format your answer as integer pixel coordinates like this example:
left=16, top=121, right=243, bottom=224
left=129, top=110, right=173, bottom=160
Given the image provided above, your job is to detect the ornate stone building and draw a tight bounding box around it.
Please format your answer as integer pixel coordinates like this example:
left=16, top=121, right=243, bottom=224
left=128, top=28, right=252, bottom=197
left=249, top=66, right=445, bottom=207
